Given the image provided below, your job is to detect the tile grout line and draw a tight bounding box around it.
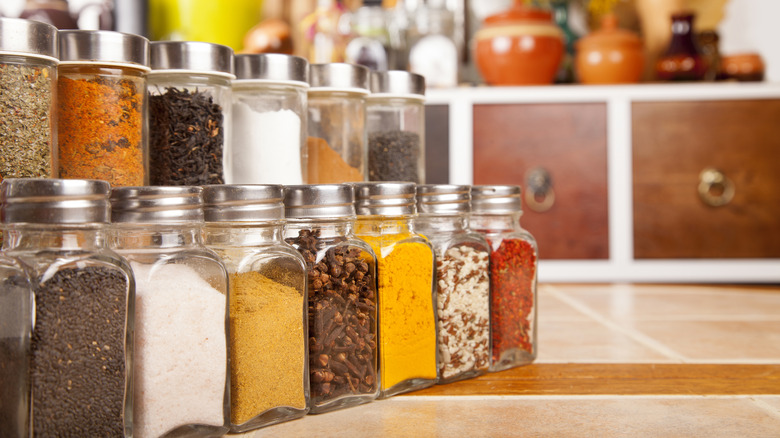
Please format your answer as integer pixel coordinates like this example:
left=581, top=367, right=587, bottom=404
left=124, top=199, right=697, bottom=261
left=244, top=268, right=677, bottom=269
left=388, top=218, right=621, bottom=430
left=544, top=285, right=690, bottom=362
left=750, top=398, right=780, bottom=422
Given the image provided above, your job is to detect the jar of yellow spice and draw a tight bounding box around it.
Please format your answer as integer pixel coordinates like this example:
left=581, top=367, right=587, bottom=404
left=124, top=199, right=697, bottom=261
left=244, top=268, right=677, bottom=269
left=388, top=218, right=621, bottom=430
left=353, top=182, right=438, bottom=398
left=201, top=185, right=309, bottom=432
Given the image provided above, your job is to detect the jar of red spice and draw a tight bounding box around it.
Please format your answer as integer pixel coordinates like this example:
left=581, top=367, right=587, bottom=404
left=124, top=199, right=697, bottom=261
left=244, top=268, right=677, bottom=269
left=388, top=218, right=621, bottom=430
left=57, top=30, right=150, bottom=187
left=470, top=185, right=538, bottom=371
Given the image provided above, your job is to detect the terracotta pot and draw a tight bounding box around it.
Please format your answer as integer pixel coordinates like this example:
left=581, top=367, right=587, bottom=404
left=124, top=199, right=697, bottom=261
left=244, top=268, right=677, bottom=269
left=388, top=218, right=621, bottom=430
left=575, top=13, right=644, bottom=84
left=720, top=53, right=764, bottom=82
left=474, top=1, right=563, bottom=86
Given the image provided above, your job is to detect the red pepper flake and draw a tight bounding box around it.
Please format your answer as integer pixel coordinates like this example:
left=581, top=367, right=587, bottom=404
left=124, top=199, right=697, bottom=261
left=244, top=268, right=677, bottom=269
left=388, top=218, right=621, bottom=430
left=487, top=237, right=537, bottom=365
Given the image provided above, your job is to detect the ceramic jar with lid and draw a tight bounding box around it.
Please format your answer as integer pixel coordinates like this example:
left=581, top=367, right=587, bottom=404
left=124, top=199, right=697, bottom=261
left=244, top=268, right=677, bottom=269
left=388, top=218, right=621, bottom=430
left=474, top=0, right=563, bottom=86
left=575, top=13, right=644, bottom=84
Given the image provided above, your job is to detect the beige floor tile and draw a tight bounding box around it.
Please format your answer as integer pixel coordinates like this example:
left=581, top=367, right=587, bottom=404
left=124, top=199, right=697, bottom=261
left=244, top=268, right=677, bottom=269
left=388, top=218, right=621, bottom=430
left=537, top=284, right=590, bottom=321
left=537, top=320, right=673, bottom=363
left=632, top=320, right=780, bottom=361
left=549, top=283, right=780, bottom=321
left=239, top=396, right=780, bottom=438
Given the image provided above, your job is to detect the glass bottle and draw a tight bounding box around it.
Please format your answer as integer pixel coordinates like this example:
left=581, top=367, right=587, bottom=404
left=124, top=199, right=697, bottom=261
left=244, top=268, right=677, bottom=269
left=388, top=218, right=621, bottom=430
left=353, top=182, right=437, bottom=398
left=415, top=185, right=491, bottom=384
left=307, top=63, right=370, bottom=184
left=1, top=178, right=134, bottom=437
left=201, top=185, right=309, bottom=432
left=655, top=12, right=706, bottom=82
left=366, top=70, right=426, bottom=184
left=552, top=0, right=579, bottom=83
left=283, top=184, right=379, bottom=414
left=407, top=4, right=458, bottom=88
left=148, top=41, right=234, bottom=185
left=0, top=18, right=58, bottom=181
left=470, top=185, right=538, bottom=372
left=343, top=0, right=390, bottom=71
left=300, top=0, right=348, bottom=64
left=57, top=30, right=150, bottom=186
left=230, top=53, right=309, bottom=185
left=109, top=186, right=229, bottom=438
left=0, top=249, right=33, bottom=438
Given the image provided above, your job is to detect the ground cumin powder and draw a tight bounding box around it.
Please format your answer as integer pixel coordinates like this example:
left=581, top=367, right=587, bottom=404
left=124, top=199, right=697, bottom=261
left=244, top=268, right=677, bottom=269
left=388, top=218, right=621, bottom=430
left=229, top=271, right=306, bottom=425
left=360, top=238, right=437, bottom=391
left=306, top=136, right=363, bottom=183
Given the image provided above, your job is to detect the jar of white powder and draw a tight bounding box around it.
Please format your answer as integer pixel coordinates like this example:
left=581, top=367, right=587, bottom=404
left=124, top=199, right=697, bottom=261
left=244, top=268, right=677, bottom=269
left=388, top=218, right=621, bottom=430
left=415, top=185, right=492, bottom=384
left=229, top=53, right=309, bottom=185
left=109, top=186, right=229, bottom=438
left=202, top=184, right=309, bottom=432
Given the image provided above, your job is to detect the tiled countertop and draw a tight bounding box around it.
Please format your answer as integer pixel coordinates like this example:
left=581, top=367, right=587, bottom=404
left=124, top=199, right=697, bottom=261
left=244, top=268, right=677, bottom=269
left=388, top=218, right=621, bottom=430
left=236, top=284, right=780, bottom=437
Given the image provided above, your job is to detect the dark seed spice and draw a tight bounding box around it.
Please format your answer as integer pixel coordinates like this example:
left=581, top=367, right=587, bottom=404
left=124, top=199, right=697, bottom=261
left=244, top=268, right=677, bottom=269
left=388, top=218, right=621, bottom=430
left=149, top=87, right=225, bottom=185
left=368, top=130, right=421, bottom=183
left=286, top=229, right=378, bottom=409
left=31, top=266, right=129, bottom=437
left=0, top=63, right=54, bottom=181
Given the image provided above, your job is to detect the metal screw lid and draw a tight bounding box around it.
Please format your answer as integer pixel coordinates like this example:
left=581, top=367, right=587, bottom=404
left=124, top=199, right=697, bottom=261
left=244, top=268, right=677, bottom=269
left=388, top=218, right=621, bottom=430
left=150, top=41, right=234, bottom=76
left=109, top=186, right=203, bottom=223
left=202, top=185, right=284, bottom=222
left=234, top=53, right=309, bottom=84
left=353, top=182, right=416, bottom=216
left=58, top=30, right=149, bottom=68
left=0, top=179, right=110, bottom=224
left=368, top=70, right=425, bottom=98
left=470, top=185, right=523, bottom=214
left=416, top=184, right=471, bottom=215
left=309, top=63, right=370, bottom=94
left=283, top=184, right=356, bottom=219
left=0, top=17, right=58, bottom=60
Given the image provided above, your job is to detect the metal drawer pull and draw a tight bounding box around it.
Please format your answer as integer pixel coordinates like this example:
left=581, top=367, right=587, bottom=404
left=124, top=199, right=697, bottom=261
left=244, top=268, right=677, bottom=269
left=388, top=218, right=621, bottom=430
left=698, top=168, right=735, bottom=207
left=525, top=167, right=555, bottom=213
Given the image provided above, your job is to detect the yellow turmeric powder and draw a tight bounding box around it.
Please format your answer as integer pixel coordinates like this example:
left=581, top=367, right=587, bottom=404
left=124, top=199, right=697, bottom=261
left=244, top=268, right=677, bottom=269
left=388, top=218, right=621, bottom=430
left=357, top=231, right=438, bottom=395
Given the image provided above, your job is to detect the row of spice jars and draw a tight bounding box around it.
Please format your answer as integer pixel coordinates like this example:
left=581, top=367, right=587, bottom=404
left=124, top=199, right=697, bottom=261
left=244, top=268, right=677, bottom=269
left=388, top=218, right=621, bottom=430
left=0, top=17, right=427, bottom=190
left=0, top=179, right=537, bottom=437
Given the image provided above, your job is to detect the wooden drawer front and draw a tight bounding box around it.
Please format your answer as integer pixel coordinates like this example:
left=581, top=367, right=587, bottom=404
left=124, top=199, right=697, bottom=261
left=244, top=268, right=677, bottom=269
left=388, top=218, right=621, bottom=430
left=473, top=103, right=609, bottom=260
left=632, top=100, right=780, bottom=259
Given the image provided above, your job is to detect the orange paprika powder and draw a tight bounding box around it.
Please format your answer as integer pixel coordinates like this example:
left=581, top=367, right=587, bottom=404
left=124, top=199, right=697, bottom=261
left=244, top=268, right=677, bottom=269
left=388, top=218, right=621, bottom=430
left=57, top=67, right=146, bottom=186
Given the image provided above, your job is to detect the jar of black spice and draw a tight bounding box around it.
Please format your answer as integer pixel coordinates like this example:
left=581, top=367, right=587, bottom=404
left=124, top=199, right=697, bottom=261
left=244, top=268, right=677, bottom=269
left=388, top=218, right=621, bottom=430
left=0, top=18, right=58, bottom=182
left=283, top=184, right=379, bottom=414
left=109, top=186, right=229, bottom=438
left=148, top=41, right=235, bottom=185
left=57, top=30, right=150, bottom=187
left=470, top=185, right=539, bottom=372
left=366, top=71, right=426, bottom=183
left=1, top=178, right=135, bottom=437
left=202, top=184, right=309, bottom=432
left=415, top=184, right=491, bottom=383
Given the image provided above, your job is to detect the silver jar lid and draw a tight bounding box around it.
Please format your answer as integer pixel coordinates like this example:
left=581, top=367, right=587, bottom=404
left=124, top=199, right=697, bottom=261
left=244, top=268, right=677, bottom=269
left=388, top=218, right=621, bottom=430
left=58, top=30, right=150, bottom=69
left=416, top=184, right=470, bottom=215
left=368, top=70, right=425, bottom=99
left=202, top=185, right=284, bottom=222
left=150, top=41, right=234, bottom=77
left=283, top=184, right=355, bottom=219
left=234, top=53, right=308, bottom=86
left=0, top=18, right=58, bottom=61
left=110, top=186, right=203, bottom=223
left=470, top=185, right=523, bottom=214
left=309, top=63, right=370, bottom=94
left=0, top=179, right=110, bottom=224
left=354, top=182, right=416, bottom=216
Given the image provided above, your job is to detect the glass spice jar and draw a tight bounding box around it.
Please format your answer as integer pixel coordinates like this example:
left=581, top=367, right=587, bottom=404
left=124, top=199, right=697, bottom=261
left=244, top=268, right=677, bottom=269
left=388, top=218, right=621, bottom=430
left=229, top=53, right=309, bottom=185
left=0, top=18, right=58, bottom=182
left=109, top=186, right=229, bottom=438
left=366, top=71, right=426, bottom=184
left=353, top=182, right=437, bottom=398
left=57, top=30, right=150, bottom=187
left=470, top=185, right=538, bottom=372
left=415, top=185, right=491, bottom=384
left=148, top=41, right=235, bottom=186
left=1, top=178, right=135, bottom=437
left=283, top=184, right=379, bottom=414
left=201, top=185, right=309, bottom=432
left=307, top=63, right=370, bottom=184
left=0, top=248, right=34, bottom=438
